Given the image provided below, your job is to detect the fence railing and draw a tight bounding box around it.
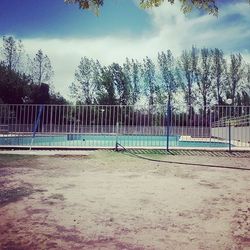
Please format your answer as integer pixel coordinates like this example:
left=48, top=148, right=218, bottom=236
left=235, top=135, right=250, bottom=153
left=212, top=114, right=250, bottom=127
left=0, top=104, right=249, bottom=149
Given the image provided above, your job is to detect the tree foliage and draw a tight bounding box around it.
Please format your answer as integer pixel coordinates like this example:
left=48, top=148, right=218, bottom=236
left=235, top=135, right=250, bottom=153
left=140, top=0, right=218, bottom=15
left=142, top=57, right=157, bottom=106
left=69, top=47, right=250, bottom=109
left=64, top=0, right=250, bottom=15
left=70, top=57, right=100, bottom=104
left=0, top=36, right=67, bottom=104
left=158, top=50, right=176, bottom=104
left=110, top=63, right=131, bottom=105
left=211, top=48, right=227, bottom=105
left=123, top=58, right=141, bottom=105
left=227, top=53, right=244, bottom=105
left=1, top=36, right=249, bottom=108
left=197, top=48, right=213, bottom=113
left=178, top=46, right=199, bottom=113
left=0, top=63, right=31, bottom=103
left=96, top=66, right=117, bottom=105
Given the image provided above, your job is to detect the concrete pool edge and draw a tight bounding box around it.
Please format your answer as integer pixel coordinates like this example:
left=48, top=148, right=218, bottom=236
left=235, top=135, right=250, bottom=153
left=0, top=145, right=250, bottom=152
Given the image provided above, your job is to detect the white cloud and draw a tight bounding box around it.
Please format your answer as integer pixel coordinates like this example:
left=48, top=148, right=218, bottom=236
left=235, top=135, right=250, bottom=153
left=8, top=1, right=250, bottom=98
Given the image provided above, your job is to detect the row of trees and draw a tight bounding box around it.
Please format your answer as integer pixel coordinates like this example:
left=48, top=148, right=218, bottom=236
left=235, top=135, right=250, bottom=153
left=0, top=36, right=67, bottom=104
left=70, top=47, right=250, bottom=113
left=1, top=36, right=250, bottom=112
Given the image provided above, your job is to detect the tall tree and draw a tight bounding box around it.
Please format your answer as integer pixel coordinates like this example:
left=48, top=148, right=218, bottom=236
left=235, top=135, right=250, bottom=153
left=0, top=36, right=24, bottom=72
left=197, top=48, right=213, bottom=113
left=110, top=63, right=131, bottom=105
left=70, top=57, right=100, bottom=104
left=31, top=49, right=54, bottom=85
left=0, top=62, right=31, bottom=104
left=234, top=63, right=250, bottom=106
left=142, top=57, right=157, bottom=106
left=227, top=53, right=244, bottom=105
left=178, top=46, right=199, bottom=114
left=211, top=48, right=227, bottom=105
left=96, top=66, right=117, bottom=105
left=158, top=50, right=177, bottom=105
left=92, top=59, right=102, bottom=92
left=123, top=58, right=141, bottom=105
left=240, top=91, right=250, bottom=106
left=246, top=63, right=250, bottom=94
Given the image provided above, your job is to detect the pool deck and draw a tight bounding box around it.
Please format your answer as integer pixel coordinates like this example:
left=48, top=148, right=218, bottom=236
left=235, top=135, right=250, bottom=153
left=180, top=136, right=250, bottom=148
left=0, top=145, right=250, bottom=152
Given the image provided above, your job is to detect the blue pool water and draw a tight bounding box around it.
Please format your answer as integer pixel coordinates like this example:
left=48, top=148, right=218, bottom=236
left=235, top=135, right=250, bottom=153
left=0, top=134, right=231, bottom=148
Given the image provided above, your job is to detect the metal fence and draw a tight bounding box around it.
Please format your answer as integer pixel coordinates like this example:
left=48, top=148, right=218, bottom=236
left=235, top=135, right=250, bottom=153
left=0, top=104, right=249, bottom=149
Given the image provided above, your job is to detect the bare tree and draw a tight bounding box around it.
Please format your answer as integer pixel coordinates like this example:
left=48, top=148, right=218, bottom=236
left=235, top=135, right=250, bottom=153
left=158, top=50, right=177, bottom=105
left=178, top=46, right=199, bottom=114
left=142, top=57, right=157, bottom=106
left=227, top=53, right=244, bottom=105
left=211, top=48, right=227, bottom=105
left=31, top=49, right=54, bottom=85
left=1, top=36, right=24, bottom=72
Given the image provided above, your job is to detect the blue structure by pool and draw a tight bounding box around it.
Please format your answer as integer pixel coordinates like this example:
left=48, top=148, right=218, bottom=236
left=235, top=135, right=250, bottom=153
left=0, top=134, right=231, bottom=148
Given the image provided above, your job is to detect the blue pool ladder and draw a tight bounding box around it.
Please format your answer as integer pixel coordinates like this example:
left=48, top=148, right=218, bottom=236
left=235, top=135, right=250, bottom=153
left=30, top=105, right=44, bottom=150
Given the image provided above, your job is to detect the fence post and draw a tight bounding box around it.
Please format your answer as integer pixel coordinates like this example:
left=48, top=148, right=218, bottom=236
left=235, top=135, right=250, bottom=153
left=228, top=120, right=232, bottom=152
left=115, top=121, right=119, bottom=151
left=166, top=98, right=171, bottom=151
left=209, top=107, right=212, bottom=145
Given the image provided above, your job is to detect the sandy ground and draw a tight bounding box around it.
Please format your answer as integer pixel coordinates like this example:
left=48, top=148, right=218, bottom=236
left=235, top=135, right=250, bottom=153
left=0, top=150, right=249, bottom=250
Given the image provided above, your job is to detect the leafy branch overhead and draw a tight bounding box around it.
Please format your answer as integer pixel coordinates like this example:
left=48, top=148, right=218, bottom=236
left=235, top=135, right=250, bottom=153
left=64, top=0, right=250, bottom=15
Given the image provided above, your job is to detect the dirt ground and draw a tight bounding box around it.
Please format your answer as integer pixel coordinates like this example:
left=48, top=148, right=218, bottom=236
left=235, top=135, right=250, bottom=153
left=0, top=150, right=250, bottom=250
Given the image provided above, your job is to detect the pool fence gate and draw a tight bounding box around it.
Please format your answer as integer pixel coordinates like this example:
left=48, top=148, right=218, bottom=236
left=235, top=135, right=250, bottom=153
left=0, top=104, right=249, bottom=150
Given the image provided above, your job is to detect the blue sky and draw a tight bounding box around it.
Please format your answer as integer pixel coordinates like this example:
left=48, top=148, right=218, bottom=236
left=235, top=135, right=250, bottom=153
left=0, top=0, right=151, bottom=38
left=0, top=0, right=250, bottom=96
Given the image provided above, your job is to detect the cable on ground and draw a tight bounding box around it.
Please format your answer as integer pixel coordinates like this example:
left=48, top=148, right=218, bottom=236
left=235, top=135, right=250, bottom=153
left=115, top=143, right=250, bottom=171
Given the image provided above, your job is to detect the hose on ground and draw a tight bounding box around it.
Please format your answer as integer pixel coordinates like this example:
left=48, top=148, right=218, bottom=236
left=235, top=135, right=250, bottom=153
left=115, top=143, right=250, bottom=171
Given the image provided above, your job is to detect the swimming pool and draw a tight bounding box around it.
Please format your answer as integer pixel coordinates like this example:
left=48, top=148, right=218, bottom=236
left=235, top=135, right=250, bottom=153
left=0, top=134, right=231, bottom=148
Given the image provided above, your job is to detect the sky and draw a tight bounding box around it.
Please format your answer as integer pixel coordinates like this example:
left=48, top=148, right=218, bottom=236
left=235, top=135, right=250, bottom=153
left=0, top=0, right=250, bottom=98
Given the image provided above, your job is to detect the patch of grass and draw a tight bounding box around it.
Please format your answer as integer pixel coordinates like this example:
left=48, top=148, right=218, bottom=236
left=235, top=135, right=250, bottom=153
left=48, top=193, right=65, bottom=201
left=0, top=154, right=36, bottom=164
left=0, top=186, right=33, bottom=206
left=2, top=241, right=26, bottom=250
left=48, top=154, right=91, bottom=160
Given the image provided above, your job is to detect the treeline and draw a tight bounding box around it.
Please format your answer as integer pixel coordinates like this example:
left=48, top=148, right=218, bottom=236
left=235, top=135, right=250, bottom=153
left=70, top=47, right=250, bottom=112
left=0, top=36, right=67, bottom=104
left=1, top=36, right=249, bottom=110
